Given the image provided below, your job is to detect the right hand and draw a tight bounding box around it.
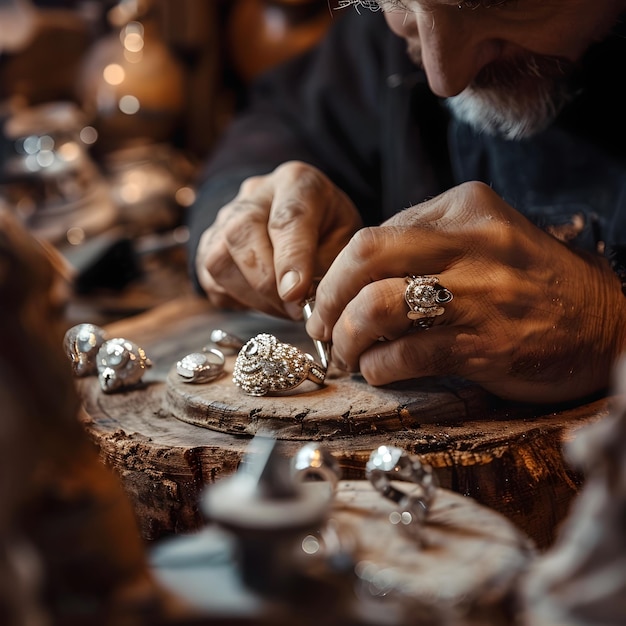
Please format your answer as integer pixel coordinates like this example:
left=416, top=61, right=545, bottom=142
left=306, top=181, right=626, bottom=403
left=195, top=161, right=363, bottom=318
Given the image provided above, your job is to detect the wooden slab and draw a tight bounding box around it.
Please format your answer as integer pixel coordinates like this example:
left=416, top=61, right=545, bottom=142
left=75, top=295, right=609, bottom=547
left=101, top=293, right=550, bottom=438
left=164, top=363, right=499, bottom=439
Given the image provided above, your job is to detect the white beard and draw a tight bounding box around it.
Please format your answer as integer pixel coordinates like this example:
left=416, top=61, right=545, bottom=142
left=444, top=61, right=576, bottom=140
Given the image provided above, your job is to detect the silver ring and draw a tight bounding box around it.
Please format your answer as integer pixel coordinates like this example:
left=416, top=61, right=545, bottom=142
left=208, top=329, right=245, bottom=354
left=366, top=445, right=436, bottom=526
left=233, top=333, right=326, bottom=396
left=292, top=443, right=341, bottom=491
left=63, top=323, right=107, bottom=377
left=177, top=348, right=225, bottom=384
left=96, top=337, right=152, bottom=393
left=404, top=275, right=453, bottom=329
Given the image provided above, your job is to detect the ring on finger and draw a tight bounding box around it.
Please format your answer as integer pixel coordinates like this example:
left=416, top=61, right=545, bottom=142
left=404, top=275, right=453, bottom=329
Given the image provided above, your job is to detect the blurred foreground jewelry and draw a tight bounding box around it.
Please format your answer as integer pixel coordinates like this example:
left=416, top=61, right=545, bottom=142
left=404, top=275, right=453, bottom=329
left=292, top=442, right=341, bottom=491
left=208, top=329, right=245, bottom=354
left=233, top=333, right=326, bottom=396
left=366, top=446, right=437, bottom=542
left=63, top=323, right=107, bottom=376
left=176, top=348, right=225, bottom=384
left=96, top=337, right=152, bottom=393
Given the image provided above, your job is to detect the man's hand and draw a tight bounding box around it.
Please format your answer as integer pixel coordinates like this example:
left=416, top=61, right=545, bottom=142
left=306, top=181, right=626, bottom=403
left=195, top=161, right=363, bottom=318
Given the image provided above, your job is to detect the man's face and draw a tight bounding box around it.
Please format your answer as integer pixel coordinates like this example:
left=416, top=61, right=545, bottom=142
left=377, top=0, right=626, bottom=138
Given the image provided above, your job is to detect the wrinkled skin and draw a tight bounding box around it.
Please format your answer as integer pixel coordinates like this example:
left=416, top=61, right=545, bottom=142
left=197, top=161, right=626, bottom=401
left=194, top=0, right=626, bottom=402
left=382, top=0, right=626, bottom=100
left=306, top=182, right=626, bottom=403
left=195, top=161, right=363, bottom=319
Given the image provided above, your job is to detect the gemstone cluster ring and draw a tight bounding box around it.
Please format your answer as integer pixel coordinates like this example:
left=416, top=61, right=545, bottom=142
left=233, top=333, right=326, bottom=396
left=404, top=275, right=453, bottom=329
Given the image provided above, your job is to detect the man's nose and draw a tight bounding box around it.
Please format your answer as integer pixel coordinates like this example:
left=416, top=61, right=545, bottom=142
left=415, top=9, right=502, bottom=97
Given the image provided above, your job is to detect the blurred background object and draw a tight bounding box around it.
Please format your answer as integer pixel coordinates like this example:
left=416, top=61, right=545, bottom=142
left=0, top=0, right=37, bottom=54
left=225, top=0, right=333, bottom=85
left=0, top=206, right=194, bottom=626
left=2, top=100, right=118, bottom=246
left=0, top=0, right=336, bottom=323
left=521, top=360, right=626, bottom=626
left=76, top=0, right=187, bottom=154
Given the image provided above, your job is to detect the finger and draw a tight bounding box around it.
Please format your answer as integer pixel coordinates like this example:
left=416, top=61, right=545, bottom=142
left=200, top=193, right=291, bottom=315
left=268, top=182, right=319, bottom=302
left=383, top=181, right=515, bottom=231
left=209, top=250, right=289, bottom=317
left=307, top=225, right=462, bottom=341
left=218, top=202, right=280, bottom=298
left=196, top=256, right=260, bottom=311
left=309, top=182, right=541, bottom=341
left=330, top=278, right=414, bottom=371
left=330, top=276, right=460, bottom=371
left=197, top=220, right=286, bottom=317
left=195, top=254, right=250, bottom=311
left=209, top=171, right=325, bottom=315
left=195, top=229, right=229, bottom=296
left=357, top=326, right=473, bottom=386
left=267, top=162, right=361, bottom=304
left=206, top=288, right=249, bottom=312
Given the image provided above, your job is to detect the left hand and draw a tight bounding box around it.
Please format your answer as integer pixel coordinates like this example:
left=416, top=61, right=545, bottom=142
left=306, top=182, right=626, bottom=403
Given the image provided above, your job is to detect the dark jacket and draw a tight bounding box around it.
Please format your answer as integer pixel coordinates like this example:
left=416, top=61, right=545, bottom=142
left=187, top=9, right=626, bottom=283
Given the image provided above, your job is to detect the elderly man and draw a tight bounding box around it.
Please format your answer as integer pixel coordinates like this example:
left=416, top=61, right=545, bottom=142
left=188, top=0, right=626, bottom=404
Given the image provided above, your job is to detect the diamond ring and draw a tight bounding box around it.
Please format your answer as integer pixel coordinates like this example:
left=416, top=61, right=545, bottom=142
left=404, top=275, right=453, bottom=329
left=233, top=333, right=326, bottom=396
left=176, top=348, right=225, bottom=384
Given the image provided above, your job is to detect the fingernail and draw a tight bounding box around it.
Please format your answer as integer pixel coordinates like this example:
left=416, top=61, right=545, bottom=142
left=279, top=270, right=300, bottom=298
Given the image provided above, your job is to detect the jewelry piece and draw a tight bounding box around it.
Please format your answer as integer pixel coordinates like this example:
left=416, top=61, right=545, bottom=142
left=208, top=329, right=245, bottom=354
left=176, top=349, right=225, bottom=384
left=404, top=275, right=453, bottom=329
left=96, top=337, right=152, bottom=393
left=63, top=323, right=108, bottom=377
left=292, top=442, right=341, bottom=491
left=366, top=445, right=436, bottom=526
left=233, top=333, right=326, bottom=396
